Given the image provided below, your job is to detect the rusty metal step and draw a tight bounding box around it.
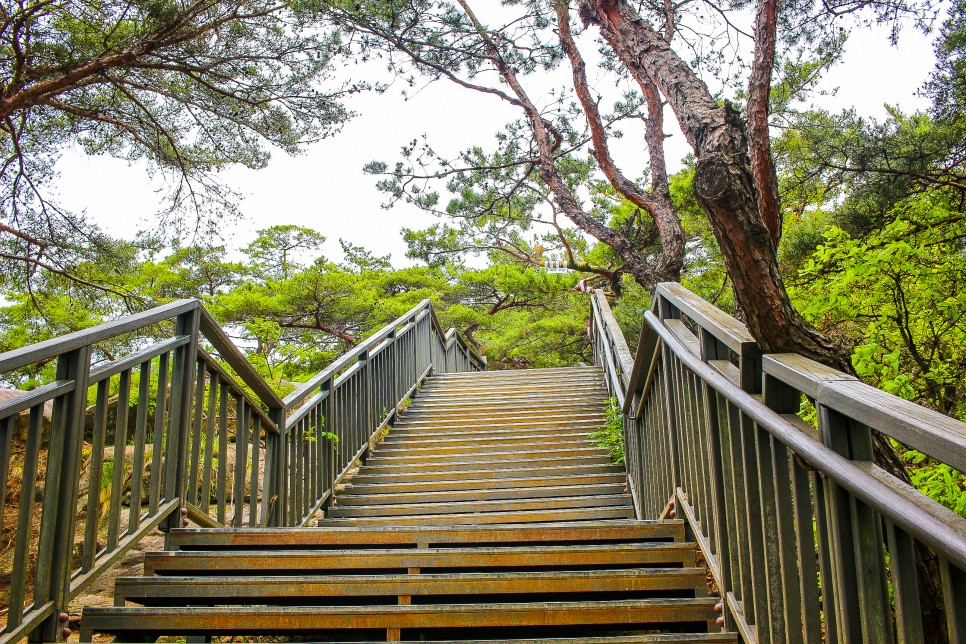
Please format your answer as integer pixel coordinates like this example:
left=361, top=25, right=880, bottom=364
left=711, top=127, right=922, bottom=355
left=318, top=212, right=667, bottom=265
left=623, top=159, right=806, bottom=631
left=344, top=473, right=627, bottom=496
left=115, top=568, right=706, bottom=606
left=328, top=493, right=632, bottom=518
left=322, top=506, right=636, bottom=526
left=338, top=483, right=626, bottom=505
left=144, top=542, right=697, bottom=575
left=81, top=598, right=720, bottom=640
left=166, top=520, right=685, bottom=550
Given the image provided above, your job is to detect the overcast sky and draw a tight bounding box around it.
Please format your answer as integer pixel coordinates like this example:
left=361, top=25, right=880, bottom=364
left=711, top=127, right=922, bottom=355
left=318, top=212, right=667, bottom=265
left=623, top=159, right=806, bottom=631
left=50, top=15, right=940, bottom=266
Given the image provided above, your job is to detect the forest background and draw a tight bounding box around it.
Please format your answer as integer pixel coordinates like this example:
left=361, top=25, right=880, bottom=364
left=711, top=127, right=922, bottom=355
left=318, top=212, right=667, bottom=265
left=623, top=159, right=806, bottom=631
left=0, top=0, right=965, bottom=521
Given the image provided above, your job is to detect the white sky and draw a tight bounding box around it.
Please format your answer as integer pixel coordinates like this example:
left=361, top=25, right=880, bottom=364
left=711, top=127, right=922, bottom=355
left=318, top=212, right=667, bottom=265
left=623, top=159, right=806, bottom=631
left=50, top=13, right=939, bottom=266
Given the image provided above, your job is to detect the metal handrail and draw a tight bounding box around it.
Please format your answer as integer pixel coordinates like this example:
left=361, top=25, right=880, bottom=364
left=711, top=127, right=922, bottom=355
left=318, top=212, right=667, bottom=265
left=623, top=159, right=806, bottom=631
left=590, top=283, right=966, bottom=644
left=0, top=297, right=482, bottom=643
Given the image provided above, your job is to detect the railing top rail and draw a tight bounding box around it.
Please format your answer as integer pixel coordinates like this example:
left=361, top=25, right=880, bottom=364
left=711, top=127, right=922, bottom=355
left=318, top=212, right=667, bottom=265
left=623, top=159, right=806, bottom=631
left=765, top=353, right=966, bottom=472
left=655, top=282, right=757, bottom=356
left=0, top=298, right=199, bottom=373
left=430, top=305, right=484, bottom=367
left=197, top=347, right=280, bottom=434
left=591, top=290, right=633, bottom=386
left=644, top=308, right=966, bottom=571
left=199, top=307, right=285, bottom=410
left=282, top=299, right=433, bottom=409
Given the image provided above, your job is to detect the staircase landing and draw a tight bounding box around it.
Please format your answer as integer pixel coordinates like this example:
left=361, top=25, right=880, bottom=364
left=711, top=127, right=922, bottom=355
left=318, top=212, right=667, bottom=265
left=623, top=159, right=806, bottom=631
left=81, top=367, right=729, bottom=643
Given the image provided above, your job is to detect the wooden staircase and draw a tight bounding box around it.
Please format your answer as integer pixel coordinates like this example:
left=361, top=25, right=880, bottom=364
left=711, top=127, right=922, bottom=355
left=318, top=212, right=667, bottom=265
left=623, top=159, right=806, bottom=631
left=81, top=367, right=729, bottom=643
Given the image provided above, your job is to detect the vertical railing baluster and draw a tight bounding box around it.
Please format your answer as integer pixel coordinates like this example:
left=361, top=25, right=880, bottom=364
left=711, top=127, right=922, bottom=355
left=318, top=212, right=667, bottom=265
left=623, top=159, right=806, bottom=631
left=267, top=404, right=287, bottom=527
left=705, top=384, right=734, bottom=632
left=939, top=558, right=965, bottom=642
left=232, top=397, right=249, bottom=527
left=187, top=364, right=206, bottom=507
left=884, top=520, right=924, bottom=643
left=107, top=369, right=131, bottom=550
left=818, top=406, right=891, bottom=643
left=200, top=371, right=218, bottom=516
left=128, top=360, right=153, bottom=534
left=738, top=411, right=771, bottom=641
left=82, top=380, right=110, bottom=572
left=217, top=382, right=229, bottom=525
left=148, top=353, right=169, bottom=515
left=249, top=418, right=261, bottom=527
left=9, top=407, right=43, bottom=631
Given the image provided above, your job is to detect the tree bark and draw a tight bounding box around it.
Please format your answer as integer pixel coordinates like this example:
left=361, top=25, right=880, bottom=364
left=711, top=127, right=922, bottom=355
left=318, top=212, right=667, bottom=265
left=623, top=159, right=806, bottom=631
left=579, top=0, right=947, bottom=638
left=556, top=4, right=684, bottom=285
left=456, top=0, right=672, bottom=292
left=579, top=0, right=848, bottom=366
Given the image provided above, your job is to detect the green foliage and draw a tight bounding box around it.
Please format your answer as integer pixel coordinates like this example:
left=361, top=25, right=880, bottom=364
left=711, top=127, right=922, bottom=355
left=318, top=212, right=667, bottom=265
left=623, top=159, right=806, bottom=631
left=0, top=2, right=353, bottom=290
left=793, top=191, right=966, bottom=416
left=903, top=449, right=966, bottom=518
left=790, top=190, right=966, bottom=516
left=592, top=398, right=625, bottom=465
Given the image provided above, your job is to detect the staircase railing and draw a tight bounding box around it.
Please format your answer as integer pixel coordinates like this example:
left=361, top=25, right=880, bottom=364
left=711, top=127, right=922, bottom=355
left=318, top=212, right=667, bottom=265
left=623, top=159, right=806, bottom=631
left=591, top=284, right=966, bottom=644
left=0, top=298, right=482, bottom=643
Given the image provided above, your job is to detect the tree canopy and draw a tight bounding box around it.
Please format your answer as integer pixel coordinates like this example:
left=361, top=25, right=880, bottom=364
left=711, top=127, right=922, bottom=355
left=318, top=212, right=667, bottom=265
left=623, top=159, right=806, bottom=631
left=0, top=1, right=354, bottom=296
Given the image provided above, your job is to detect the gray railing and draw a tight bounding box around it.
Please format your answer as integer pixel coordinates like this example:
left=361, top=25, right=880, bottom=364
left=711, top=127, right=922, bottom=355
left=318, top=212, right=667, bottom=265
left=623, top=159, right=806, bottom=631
left=0, top=298, right=482, bottom=643
left=591, top=284, right=966, bottom=644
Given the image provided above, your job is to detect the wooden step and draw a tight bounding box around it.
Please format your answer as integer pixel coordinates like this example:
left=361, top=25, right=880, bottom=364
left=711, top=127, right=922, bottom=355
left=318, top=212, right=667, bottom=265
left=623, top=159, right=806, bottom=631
left=328, top=494, right=632, bottom=518
left=402, top=402, right=607, bottom=416
left=407, top=395, right=607, bottom=408
left=100, top=636, right=737, bottom=644
left=115, top=568, right=707, bottom=605
left=338, top=483, right=626, bottom=505
left=358, top=455, right=615, bottom=475
left=392, top=416, right=606, bottom=431
left=376, top=431, right=594, bottom=449
left=418, top=383, right=605, bottom=396
left=323, top=506, right=636, bottom=525
left=82, top=598, right=719, bottom=640
left=166, top=521, right=684, bottom=550
left=344, top=473, right=627, bottom=496
left=366, top=446, right=606, bottom=464
left=423, top=369, right=603, bottom=381
left=145, top=542, right=697, bottom=575
left=100, top=635, right=735, bottom=643
left=430, top=366, right=600, bottom=377
left=385, top=423, right=603, bottom=440
left=348, top=464, right=626, bottom=485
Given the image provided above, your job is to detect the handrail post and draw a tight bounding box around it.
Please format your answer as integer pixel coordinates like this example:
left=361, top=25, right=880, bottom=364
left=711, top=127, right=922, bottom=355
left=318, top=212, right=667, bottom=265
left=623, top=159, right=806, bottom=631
left=31, top=345, right=91, bottom=643
left=656, top=292, right=682, bottom=495
left=323, top=374, right=337, bottom=512
left=817, top=405, right=891, bottom=643
left=162, top=307, right=201, bottom=545
left=359, top=349, right=371, bottom=442
left=267, top=406, right=287, bottom=526
left=388, top=329, right=398, bottom=398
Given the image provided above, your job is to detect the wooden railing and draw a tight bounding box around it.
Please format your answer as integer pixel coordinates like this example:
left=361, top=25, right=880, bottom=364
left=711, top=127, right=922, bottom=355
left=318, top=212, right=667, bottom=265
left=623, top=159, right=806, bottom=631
left=591, top=284, right=966, bottom=644
left=0, top=299, right=482, bottom=643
